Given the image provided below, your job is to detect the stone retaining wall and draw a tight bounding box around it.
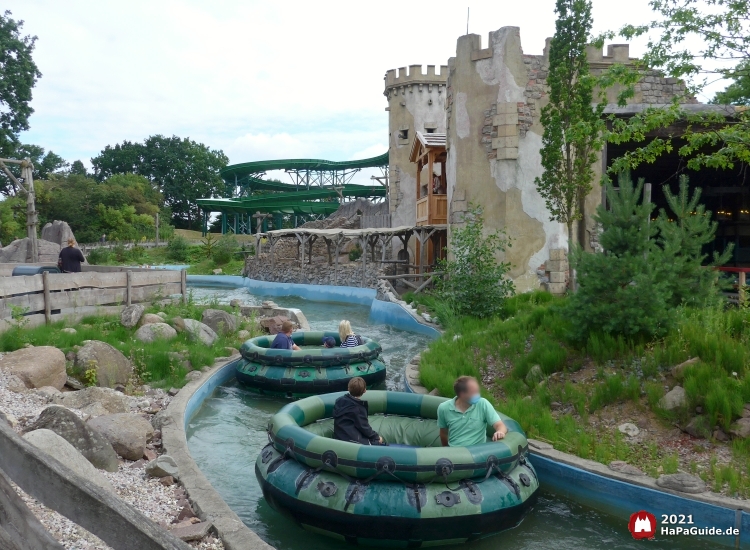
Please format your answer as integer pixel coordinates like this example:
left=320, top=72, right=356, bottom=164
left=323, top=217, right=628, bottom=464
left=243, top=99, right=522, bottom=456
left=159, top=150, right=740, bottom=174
left=243, top=258, right=384, bottom=289
left=162, top=356, right=273, bottom=550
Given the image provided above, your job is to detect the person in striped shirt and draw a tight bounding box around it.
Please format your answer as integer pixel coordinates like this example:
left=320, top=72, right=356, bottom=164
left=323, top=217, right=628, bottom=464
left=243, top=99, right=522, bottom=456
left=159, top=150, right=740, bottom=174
left=338, top=320, right=363, bottom=348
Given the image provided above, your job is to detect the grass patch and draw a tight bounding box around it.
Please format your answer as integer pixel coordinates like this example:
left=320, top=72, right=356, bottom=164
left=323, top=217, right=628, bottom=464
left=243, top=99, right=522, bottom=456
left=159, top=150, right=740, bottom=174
left=416, top=290, right=750, bottom=497
left=0, top=299, right=259, bottom=389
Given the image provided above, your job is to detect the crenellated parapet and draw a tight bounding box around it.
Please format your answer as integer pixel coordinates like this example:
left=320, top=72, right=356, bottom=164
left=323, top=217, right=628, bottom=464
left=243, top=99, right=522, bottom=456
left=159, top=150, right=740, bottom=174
left=384, top=65, right=448, bottom=100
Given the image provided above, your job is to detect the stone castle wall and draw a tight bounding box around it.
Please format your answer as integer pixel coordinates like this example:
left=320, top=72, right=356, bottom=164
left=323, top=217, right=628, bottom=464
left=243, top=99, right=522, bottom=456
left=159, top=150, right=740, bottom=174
left=383, top=64, right=448, bottom=261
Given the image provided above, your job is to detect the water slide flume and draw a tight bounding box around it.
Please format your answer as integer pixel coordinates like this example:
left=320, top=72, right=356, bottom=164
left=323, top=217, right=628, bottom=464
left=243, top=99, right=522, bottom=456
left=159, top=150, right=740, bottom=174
left=236, top=332, right=387, bottom=398
left=256, top=391, right=539, bottom=547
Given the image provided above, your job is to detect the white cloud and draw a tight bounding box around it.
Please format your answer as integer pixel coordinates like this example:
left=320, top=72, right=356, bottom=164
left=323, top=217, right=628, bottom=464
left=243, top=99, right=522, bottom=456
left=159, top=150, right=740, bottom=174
left=6, top=0, right=725, bottom=170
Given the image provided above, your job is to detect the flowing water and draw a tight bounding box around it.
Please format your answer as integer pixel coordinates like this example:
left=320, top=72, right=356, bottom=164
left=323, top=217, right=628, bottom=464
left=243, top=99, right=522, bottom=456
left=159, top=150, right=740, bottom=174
left=185, top=284, right=720, bottom=550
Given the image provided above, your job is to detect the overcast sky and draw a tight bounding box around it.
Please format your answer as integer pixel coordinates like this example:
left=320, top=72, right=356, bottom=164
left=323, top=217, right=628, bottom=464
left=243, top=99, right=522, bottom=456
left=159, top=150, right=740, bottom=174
left=5, top=0, right=721, bottom=178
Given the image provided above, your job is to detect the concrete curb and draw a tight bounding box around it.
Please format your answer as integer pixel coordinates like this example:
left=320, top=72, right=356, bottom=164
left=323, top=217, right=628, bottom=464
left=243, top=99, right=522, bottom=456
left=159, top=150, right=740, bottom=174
left=529, top=439, right=750, bottom=512
left=162, top=356, right=274, bottom=550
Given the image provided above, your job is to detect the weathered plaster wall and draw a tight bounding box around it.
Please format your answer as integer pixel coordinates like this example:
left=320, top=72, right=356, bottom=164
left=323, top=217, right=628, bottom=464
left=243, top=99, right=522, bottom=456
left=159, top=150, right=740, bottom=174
left=446, top=28, right=554, bottom=292
left=384, top=65, right=448, bottom=258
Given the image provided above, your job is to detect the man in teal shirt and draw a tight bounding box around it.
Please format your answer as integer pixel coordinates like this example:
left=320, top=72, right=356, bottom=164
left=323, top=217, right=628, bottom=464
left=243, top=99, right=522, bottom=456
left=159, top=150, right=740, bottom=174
left=437, top=376, right=507, bottom=447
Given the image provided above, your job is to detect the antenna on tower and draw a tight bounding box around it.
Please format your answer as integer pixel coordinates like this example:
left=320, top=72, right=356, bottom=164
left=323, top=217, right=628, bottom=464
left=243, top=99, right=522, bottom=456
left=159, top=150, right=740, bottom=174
left=466, top=7, right=470, bottom=35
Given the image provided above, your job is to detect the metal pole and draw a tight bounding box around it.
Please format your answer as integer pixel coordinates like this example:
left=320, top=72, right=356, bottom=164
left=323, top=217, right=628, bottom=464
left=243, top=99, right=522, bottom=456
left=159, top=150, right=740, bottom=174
left=155, top=212, right=159, bottom=245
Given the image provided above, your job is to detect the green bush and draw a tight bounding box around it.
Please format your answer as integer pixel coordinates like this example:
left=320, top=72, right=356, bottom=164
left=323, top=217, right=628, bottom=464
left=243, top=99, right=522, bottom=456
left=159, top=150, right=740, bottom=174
left=568, top=173, right=672, bottom=339
left=348, top=244, right=362, bottom=262
left=569, top=172, right=732, bottom=341
left=87, top=247, right=112, bottom=265
left=435, top=205, right=514, bottom=319
left=128, top=244, right=148, bottom=263
left=213, top=235, right=240, bottom=265
left=167, top=236, right=190, bottom=262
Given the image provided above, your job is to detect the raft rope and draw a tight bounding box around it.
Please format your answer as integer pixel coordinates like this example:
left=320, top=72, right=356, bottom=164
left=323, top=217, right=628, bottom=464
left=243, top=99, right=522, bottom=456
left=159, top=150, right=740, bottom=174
left=270, top=431, right=527, bottom=475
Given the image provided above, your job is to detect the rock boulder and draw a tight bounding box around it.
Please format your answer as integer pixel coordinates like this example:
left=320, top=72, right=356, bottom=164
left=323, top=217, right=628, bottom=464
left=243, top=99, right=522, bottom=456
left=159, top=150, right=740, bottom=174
left=0, top=238, right=61, bottom=263
left=87, top=413, right=154, bottom=461
left=75, top=341, right=133, bottom=388
left=656, top=473, right=707, bottom=494
left=729, top=417, right=750, bottom=439
left=259, top=315, right=288, bottom=335
left=145, top=455, right=179, bottom=479
left=0, top=346, right=66, bottom=390
left=139, top=313, right=164, bottom=326
left=682, top=415, right=710, bottom=439
left=134, top=323, right=178, bottom=343
left=41, top=221, right=77, bottom=247
left=201, top=309, right=237, bottom=335
left=120, top=304, right=145, bottom=328
left=52, top=386, right=131, bottom=417
left=180, top=319, right=217, bottom=346
left=658, top=386, right=687, bottom=411
left=23, top=429, right=114, bottom=491
left=26, top=405, right=119, bottom=471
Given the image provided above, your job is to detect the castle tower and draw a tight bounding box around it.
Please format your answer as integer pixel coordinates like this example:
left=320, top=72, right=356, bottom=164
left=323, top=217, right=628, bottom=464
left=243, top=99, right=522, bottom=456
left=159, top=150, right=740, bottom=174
left=383, top=65, right=448, bottom=241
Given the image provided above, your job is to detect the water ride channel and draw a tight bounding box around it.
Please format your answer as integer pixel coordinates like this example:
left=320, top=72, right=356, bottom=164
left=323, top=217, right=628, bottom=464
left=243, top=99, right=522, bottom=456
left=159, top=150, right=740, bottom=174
left=183, top=278, right=732, bottom=550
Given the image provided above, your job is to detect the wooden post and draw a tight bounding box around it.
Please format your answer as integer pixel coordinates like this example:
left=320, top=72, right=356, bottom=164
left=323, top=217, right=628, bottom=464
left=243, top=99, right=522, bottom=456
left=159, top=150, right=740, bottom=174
left=334, top=236, right=342, bottom=285
left=740, top=271, right=747, bottom=305
left=361, top=236, right=367, bottom=287
left=125, top=271, right=132, bottom=306
left=180, top=269, right=187, bottom=304
left=42, top=271, right=51, bottom=324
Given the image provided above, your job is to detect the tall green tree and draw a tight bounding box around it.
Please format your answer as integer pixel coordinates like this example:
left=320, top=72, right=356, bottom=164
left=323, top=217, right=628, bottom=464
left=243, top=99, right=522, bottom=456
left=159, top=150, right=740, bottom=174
left=711, top=60, right=750, bottom=106
left=610, top=0, right=750, bottom=173
left=0, top=11, right=42, bottom=191
left=655, top=176, right=733, bottom=308
left=5, top=143, right=68, bottom=182
left=535, top=0, right=606, bottom=288
left=91, top=135, right=228, bottom=229
left=568, top=173, right=671, bottom=339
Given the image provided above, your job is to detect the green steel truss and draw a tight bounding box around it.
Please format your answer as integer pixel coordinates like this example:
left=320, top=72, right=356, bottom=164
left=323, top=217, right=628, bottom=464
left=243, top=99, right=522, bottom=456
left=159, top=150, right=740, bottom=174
left=197, top=153, right=389, bottom=235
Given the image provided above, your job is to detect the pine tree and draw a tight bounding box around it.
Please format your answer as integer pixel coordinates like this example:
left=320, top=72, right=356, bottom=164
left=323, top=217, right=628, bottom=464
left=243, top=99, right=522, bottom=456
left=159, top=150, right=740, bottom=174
left=535, top=0, right=606, bottom=288
left=655, top=175, right=733, bottom=307
left=568, top=172, right=674, bottom=339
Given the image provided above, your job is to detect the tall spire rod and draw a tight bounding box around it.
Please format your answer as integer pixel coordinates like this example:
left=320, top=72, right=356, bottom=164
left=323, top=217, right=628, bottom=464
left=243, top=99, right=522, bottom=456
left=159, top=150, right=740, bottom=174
left=466, top=7, right=469, bottom=35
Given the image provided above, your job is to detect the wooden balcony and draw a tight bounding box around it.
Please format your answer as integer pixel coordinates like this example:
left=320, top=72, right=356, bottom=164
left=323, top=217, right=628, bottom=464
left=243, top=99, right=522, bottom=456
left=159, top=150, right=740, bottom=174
left=416, top=194, right=448, bottom=226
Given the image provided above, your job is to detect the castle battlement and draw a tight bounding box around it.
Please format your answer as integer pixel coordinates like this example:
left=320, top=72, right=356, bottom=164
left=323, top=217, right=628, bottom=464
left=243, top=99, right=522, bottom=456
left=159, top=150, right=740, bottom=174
left=384, top=64, right=448, bottom=95
left=586, top=43, right=635, bottom=66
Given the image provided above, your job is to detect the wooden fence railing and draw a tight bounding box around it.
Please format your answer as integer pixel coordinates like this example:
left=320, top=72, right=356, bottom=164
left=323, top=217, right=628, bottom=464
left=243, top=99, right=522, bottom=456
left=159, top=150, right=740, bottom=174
left=0, top=269, right=186, bottom=329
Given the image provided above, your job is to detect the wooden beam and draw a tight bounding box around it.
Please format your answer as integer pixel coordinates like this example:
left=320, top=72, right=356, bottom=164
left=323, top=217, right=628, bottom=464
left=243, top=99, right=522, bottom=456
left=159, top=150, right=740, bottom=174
left=0, top=466, right=65, bottom=550
left=125, top=271, right=132, bottom=306
left=42, top=271, right=51, bottom=324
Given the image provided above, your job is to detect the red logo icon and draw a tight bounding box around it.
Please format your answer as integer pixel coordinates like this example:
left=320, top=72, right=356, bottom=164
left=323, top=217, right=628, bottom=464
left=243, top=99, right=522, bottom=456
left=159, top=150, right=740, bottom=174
left=628, top=510, right=657, bottom=540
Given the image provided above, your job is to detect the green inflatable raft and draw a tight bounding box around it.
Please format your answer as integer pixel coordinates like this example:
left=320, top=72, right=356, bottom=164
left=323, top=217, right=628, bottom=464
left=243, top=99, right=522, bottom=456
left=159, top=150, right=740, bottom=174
left=256, top=391, right=539, bottom=546
left=236, top=331, right=386, bottom=398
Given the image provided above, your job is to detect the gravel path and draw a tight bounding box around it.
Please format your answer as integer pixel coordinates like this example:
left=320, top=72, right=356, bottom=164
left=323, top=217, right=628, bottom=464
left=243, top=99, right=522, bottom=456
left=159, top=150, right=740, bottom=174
left=0, top=369, right=225, bottom=550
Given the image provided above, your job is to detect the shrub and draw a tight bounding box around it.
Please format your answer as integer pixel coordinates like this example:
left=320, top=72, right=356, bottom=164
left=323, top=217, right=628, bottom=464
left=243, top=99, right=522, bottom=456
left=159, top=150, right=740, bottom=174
left=567, top=172, right=672, bottom=339
left=569, top=172, right=734, bottom=341
left=128, top=244, right=147, bottom=263
left=435, top=205, right=514, bottom=319
left=213, top=235, right=240, bottom=265
left=167, top=236, right=190, bottom=262
left=348, top=244, right=362, bottom=262
left=87, top=247, right=112, bottom=265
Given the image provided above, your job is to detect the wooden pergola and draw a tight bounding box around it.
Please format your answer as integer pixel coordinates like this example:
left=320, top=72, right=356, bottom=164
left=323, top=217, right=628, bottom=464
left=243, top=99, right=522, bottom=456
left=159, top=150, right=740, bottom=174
left=252, top=225, right=446, bottom=291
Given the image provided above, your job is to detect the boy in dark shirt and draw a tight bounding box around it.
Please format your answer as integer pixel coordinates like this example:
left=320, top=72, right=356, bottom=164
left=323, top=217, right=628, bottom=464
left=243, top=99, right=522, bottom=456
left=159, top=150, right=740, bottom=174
left=333, top=377, right=383, bottom=445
